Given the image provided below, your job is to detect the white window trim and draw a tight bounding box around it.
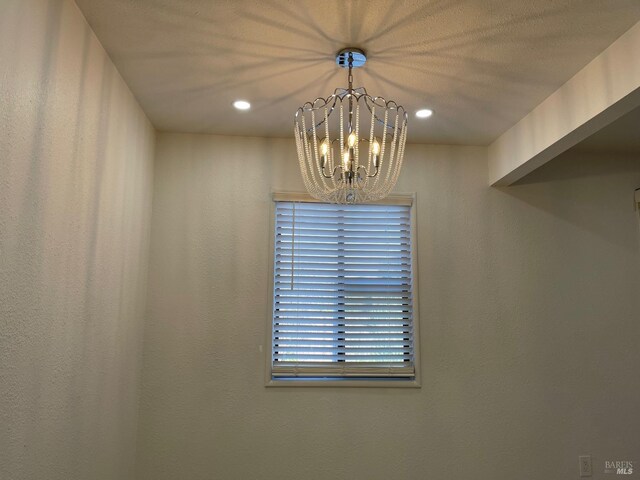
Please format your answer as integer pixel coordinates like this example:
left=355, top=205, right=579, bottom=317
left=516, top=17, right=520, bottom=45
left=264, top=192, right=421, bottom=388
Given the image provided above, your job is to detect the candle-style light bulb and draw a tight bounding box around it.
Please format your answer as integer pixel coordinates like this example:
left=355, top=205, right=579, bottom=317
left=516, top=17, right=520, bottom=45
left=319, top=139, right=329, bottom=169
left=372, top=139, right=380, bottom=156
left=372, top=139, right=381, bottom=168
left=343, top=149, right=351, bottom=170
left=320, top=139, right=329, bottom=156
left=347, top=132, right=357, bottom=148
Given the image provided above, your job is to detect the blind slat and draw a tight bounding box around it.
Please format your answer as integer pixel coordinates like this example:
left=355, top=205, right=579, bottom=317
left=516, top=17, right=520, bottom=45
left=274, top=324, right=411, bottom=330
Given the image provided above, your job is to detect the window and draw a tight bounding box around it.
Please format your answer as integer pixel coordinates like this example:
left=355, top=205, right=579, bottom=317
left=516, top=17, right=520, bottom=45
left=268, top=195, right=418, bottom=384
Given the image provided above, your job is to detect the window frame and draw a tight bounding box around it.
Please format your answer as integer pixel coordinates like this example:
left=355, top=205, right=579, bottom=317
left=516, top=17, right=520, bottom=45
left=264, top=192, right=421, bottom=388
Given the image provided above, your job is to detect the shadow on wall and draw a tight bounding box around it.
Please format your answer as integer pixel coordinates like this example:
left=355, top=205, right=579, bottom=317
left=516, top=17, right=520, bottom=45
left=496, top=149, right=640, bottom=252
left=1, top=0, right=64, bottom=471
left=1, top=0, right=153, bottom=478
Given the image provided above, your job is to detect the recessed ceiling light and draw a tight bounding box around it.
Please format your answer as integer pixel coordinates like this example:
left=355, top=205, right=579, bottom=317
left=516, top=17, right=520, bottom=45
left=416, top=108, right=433, bottom=118
left=233, top=100, right=251, bottom=110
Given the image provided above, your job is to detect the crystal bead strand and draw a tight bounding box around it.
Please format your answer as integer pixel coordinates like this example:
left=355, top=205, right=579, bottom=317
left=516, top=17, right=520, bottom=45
left=354, top=103, right=360, bottom=179
left=383, top=113, right=400, bottom=186
left=324, top=106, right=335, bottom=190
left=310, top=110, right=329, bottom=191
left=301, top=116, right=321, bottom=199
left=372, top=108, right=389, bottom=190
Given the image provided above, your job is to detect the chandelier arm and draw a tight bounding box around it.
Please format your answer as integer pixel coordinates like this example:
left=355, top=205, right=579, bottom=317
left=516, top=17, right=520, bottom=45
left=321, top=165, right=340, bottom=179
left=355, top=164, right=378, bottom=179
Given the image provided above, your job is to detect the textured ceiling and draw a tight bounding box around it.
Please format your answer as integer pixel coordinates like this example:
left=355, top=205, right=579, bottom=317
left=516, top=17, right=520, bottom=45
left=74, top=0, right=640, bottom=144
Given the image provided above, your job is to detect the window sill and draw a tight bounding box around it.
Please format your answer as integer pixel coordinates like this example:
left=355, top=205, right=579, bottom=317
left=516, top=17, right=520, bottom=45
left=266, top=378, right=421, bottom=388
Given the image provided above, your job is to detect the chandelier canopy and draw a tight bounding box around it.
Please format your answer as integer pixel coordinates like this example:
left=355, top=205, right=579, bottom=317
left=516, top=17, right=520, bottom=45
left=294, top=48, right=408, bottom=204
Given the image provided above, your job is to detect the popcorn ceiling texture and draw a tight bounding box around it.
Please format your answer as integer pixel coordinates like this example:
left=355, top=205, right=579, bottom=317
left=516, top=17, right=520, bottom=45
left=137, top=133, right=640, bottom=480
left=0, top=1, right=155, bottom=479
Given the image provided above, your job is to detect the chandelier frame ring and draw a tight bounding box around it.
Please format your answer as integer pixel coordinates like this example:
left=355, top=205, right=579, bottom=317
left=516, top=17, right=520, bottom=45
left=295, top=90, right=408, bottom=134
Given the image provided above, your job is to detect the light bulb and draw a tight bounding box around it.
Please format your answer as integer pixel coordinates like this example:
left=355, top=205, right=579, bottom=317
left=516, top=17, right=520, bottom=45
left=372, top=139, right=380, bottom=155
left=320, top=139, right=329, bottom=156
left=347, top=132, right=357, bottom=148
left=343, top=150, right=350, bottom=169
left=233, top=100, right=251, bottom=110
left=416, top=108, right=433, bottom=118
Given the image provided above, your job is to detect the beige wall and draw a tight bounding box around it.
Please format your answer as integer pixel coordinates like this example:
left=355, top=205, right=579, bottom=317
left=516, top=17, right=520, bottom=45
left=137, top=133, right=640, bottom=480
left=0, top=1, right=155, bottom=479
left=2, top=2, right=639, bottom=478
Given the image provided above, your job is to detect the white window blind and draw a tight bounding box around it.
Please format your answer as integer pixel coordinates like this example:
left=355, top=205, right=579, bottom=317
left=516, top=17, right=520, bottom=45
left=271, top=200, right=415, bottom=379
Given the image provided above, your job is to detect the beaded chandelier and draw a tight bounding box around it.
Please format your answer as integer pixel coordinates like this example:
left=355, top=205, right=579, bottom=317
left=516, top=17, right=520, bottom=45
left=294, top=48, right=408, bottom=204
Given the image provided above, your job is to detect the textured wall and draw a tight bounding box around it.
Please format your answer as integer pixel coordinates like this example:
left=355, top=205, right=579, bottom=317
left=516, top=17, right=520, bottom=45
left=137, top=133, right=640, bottom=480
left=0, top=1, right=155, bottom=479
